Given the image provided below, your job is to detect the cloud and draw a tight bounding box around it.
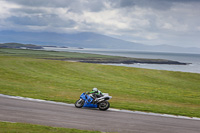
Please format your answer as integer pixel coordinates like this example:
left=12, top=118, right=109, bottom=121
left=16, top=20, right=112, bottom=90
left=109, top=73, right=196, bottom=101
left=1, top=0, right=200, bottom=47
left=6, top=0, right=107, bottom=12
left=116, top=0, right=200, bottom=10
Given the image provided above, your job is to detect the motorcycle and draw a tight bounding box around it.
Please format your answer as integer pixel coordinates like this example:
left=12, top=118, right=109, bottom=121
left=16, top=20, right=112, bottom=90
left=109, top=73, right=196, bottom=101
left=75, top=92, right=112, bottom=111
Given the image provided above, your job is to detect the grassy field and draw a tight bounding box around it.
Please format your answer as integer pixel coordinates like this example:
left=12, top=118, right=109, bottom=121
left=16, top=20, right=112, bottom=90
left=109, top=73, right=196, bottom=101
left=0, top=122, right=102, bottom=133
left=0, top=48, right=185, bottom=64
left=0, top=48, right=200, bottom=117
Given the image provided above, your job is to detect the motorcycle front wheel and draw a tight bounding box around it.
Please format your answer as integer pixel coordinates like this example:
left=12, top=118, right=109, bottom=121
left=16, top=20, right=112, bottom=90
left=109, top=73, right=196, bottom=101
left=98, top=101, right=110, bottom=111
left=75, top=99, right=85, bottom=108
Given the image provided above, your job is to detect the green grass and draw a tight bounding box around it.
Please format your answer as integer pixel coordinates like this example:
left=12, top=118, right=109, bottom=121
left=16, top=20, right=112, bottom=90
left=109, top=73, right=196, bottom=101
left=0, top=48, right=175, bottom=64
left=0, top=122, right=102, bottom=133
left=0, top=48, right=200, bottom=117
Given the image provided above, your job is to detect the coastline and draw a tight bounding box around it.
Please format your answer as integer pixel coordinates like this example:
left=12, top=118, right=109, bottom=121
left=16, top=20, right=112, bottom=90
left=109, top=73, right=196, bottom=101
left=58, top=57, right=189, bottom=65
left=41, top=47, right=200, bottom=73
left=77, top=58, right=189, bottom=65
left=40, top=47, right=190, bottom=65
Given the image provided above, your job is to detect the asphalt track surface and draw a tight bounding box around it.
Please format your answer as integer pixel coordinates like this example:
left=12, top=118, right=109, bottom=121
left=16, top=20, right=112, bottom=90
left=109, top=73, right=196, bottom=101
left=0, top=95, right=200, bottom=133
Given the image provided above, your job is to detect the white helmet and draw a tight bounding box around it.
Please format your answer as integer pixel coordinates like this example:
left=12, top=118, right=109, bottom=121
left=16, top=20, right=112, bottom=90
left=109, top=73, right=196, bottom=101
left=92, top=88, right=98, bottom=92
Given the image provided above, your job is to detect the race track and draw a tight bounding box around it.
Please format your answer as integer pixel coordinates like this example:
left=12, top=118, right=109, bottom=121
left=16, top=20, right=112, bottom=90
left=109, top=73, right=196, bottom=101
left=0, top=95, right=200, bottom=133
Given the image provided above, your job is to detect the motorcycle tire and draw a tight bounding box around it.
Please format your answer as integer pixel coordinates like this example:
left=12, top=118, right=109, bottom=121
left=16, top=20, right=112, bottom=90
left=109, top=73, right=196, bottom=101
left=98, top=101, right=110, bottom=111
left=75, top=99, right=85, bottom=108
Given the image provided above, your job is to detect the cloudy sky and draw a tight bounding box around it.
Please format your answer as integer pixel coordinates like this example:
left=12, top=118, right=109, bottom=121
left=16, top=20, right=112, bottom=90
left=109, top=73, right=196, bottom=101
left=0, top=0, right=200, bottom=48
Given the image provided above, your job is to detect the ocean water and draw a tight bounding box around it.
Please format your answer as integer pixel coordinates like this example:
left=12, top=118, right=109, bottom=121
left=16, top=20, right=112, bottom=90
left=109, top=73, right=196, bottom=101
left=43, top=47, right=200, bottom=74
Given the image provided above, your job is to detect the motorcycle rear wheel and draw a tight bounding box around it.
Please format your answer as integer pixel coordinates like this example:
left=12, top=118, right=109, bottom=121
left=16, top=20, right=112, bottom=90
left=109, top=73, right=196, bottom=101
left=75, top=99, right=85, bottom=108
left=99, top=101, right=110, bottom=111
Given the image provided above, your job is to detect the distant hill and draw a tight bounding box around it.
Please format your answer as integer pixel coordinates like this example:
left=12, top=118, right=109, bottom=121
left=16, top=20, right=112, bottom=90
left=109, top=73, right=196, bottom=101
left=0, top=30, right=200, bottom=53
left=0, top=43, right=43, bottom=49
left=0, top=31, right=145, bottom=49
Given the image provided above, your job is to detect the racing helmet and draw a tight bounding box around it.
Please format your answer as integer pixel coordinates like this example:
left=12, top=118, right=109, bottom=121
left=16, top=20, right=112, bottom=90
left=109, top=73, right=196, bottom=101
left=92, top=88, right=98, bottom=92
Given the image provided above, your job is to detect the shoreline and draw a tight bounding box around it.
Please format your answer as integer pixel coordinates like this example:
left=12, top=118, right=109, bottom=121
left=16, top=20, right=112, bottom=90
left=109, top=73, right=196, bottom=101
left=40, top=48, right=190, bottom=65
left=60, top=57, right=190, bottom=65
left=78, top=59, right=189, bottom=65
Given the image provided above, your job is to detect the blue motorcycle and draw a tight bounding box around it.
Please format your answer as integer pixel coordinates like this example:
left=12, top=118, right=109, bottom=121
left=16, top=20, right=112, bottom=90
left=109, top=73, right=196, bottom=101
left=75, top=92, right=112, bottom=111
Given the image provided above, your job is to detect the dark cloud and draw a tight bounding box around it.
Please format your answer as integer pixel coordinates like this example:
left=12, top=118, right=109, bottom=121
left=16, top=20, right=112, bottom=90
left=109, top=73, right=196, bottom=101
left=119, top=0, right=136, bottom=7
left=84, top=1, right=106, bottom=12
left=6, top=0, right=200, bottom=11
left=112, top=0, right=200, bottom=10
left=7, top=0, right=106, bottom=12
left=7, top=14, right=76, bottom=27
left=6, top=0, right=72, bottom=7
left=11, top=8, right=47, bottom=15
left=166, top=0, right=200, bottom=2
left=106, top=0, right=172, bottom=10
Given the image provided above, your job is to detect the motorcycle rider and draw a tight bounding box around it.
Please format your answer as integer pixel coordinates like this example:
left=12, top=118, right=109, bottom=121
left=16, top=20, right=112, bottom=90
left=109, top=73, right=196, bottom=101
left=88, top=88, right=104, bottom=103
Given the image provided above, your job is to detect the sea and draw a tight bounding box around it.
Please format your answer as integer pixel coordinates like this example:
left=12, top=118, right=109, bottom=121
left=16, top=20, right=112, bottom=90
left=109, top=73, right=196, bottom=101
left=43, top=47, right=200, bottom=74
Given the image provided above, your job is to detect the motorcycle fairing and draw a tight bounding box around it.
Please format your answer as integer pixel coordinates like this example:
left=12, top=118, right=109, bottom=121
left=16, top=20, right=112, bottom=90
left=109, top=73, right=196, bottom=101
left=80, top=93, right=98, bottom=108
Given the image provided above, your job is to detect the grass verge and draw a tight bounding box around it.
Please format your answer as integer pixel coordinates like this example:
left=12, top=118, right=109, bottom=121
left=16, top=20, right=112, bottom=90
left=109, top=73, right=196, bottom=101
left=0, top=121, right=102, bottom=133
